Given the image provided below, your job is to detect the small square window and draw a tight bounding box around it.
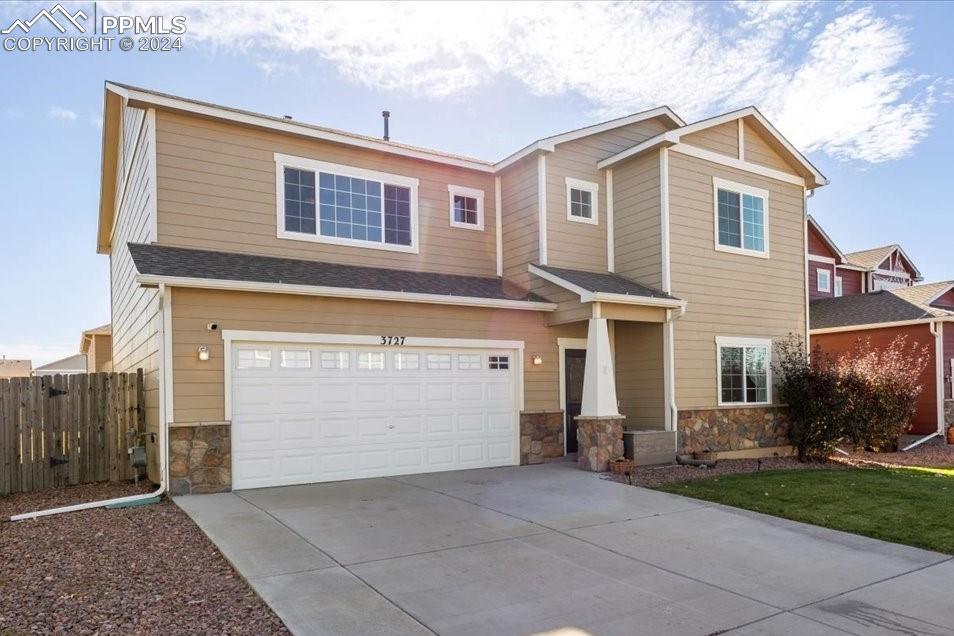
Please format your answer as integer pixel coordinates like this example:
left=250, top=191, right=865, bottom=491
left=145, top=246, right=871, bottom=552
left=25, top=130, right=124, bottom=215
left=358, top=352, right=386, bottom=370
left=458, top=354, right=481, bottom=370
left=565, top=178, right=598, bottom=225
left=320, top=351, right=349, bottom=370
left=237, top=349, right=271, bottom=369
left=394, top=353, right=420, bottom=370
left=426, top=354, right=452, bottom=370
left=280, top=350, right=311, bottom=369
left=448, top=186, right=484, bottom=230
left=489, top=355, right=509, bottom=370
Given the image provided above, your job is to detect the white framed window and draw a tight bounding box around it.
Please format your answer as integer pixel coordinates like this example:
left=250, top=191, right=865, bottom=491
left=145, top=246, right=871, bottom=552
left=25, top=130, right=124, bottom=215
left=457, top=354, right=481, bottom=370
left=716, top=337, right=772, bottom=406
left=320, top=351, right=350, bottom=370
left=426, top=354, right=452, bottom=370
left=280, top=350, right=312, bottom=369
left=565, top=177, right=599, bottom=225
left=713, top=177, right=769, bottom=258
left=394, top=352, right=420, bottom=370
left=358, top=351, right=386, bottom=370
left=816, top=269, right=831, bottom=293
left=489, top=355, right=510, bottom=370
left=275, top=154, right=419, bottom=254
left=237, top=349, right=272, bottom=369
left=834, top=276, right=843, bottom=297
left=448, top=185, right=485, bottom=230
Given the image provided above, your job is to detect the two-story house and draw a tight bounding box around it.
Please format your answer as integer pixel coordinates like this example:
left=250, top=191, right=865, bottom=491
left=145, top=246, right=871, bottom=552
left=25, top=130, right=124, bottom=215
left=96, top=83, right=827, bottom=494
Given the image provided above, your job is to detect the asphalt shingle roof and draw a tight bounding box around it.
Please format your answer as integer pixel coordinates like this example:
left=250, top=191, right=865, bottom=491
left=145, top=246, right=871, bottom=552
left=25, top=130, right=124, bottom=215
left=533, top=264, right=678, bottom=300
left=128, top=243, right=550, bottom=303
left=843, top=245, right=898, bottom=270
left=810, top=283, right=954, bottom=330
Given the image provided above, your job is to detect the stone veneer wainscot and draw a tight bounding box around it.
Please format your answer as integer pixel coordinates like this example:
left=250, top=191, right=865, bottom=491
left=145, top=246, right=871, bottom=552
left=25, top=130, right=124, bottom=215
left=519, top=411, right=565, bottom=465
left=169, top=423, right=232, bottom=495
left=678, top=407, right=789, bottom=455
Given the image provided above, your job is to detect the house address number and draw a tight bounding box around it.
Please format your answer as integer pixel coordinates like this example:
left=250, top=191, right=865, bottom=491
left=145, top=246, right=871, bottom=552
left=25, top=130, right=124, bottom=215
left=380, top=336, right=406, bottom=345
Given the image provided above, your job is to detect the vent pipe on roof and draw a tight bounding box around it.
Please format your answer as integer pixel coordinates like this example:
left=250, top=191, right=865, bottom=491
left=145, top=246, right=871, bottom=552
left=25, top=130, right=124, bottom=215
left=382, top=110, right=390, bottom=141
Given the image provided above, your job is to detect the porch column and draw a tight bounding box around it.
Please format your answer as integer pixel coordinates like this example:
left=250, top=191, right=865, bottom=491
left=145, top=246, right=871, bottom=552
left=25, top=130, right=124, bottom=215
left=576, top=315, right=624, bottom=471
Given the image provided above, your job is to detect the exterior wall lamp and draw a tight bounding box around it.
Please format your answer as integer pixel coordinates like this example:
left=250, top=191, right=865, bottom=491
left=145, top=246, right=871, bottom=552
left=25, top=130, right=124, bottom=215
left=532, top=355, right=543, bottom=366
left=197, top=345, right=210, bottom=362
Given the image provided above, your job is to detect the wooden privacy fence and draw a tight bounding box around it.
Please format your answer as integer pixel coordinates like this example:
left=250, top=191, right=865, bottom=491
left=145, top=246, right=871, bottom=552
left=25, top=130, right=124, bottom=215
left=0, top=371, right=145, bottom=496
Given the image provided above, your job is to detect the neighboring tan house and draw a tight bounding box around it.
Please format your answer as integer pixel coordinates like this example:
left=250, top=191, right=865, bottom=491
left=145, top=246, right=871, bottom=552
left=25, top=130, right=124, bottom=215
left=96, top=82, right=827, bottom=493
left=80, top=324, right=113, bottom=373
left=807, top=216, right=922, bottom=300
left=33, top=353, right=87, bottom=377
left=0, top=358, right=31, bottom=379
left=811, top=283, right=954, bottom=439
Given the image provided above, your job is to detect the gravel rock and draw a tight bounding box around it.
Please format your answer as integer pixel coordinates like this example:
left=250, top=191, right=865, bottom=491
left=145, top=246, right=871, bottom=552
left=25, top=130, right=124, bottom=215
left=0, top=481, right=289, bottom=635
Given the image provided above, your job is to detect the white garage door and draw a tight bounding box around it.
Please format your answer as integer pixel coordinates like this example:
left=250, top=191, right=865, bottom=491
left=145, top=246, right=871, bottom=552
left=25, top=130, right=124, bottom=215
left=230, top=342, right=518, bottom=489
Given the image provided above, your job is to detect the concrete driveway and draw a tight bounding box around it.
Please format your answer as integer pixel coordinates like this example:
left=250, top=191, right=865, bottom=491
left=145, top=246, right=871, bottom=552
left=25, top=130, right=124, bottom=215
left=176, top=462, right=954, bottom=636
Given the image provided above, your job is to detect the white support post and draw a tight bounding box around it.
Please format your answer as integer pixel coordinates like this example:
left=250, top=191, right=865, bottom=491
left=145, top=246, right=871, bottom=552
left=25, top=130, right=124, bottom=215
left=580, top=317, right=620, bottom=417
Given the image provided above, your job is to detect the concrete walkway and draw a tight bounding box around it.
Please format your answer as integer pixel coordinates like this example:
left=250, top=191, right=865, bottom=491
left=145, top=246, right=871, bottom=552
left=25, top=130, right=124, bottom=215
left=176, top=462, right=954, bottom=636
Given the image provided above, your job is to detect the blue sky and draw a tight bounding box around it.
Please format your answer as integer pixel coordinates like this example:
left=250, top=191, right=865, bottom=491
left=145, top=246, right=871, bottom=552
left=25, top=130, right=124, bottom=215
left=0, top=1, right=952, bottom=365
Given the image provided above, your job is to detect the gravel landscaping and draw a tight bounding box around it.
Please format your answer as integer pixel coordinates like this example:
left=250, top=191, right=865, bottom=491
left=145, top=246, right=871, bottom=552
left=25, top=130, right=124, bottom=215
left=0, top=482, right=289, bottom=635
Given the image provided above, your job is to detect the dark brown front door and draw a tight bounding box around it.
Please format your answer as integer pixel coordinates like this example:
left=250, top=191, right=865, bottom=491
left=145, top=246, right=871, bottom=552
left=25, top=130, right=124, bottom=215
left=564, top=349, right=586, bottom=453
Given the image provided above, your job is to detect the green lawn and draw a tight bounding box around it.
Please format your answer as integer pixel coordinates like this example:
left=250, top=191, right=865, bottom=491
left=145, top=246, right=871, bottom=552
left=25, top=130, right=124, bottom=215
left=657, top=468, right=954, bottom=554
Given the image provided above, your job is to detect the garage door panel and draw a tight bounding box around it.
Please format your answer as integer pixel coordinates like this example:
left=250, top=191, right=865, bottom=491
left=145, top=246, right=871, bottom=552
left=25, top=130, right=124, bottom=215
left=488, top=412, right=514, bottom=433
left=458, top=412, right=485, bottom=433
left=425, top=383, right=454, bottom=403
left=425, top=414, right=455, bottom=434
left=317, top=416, right=354, bottom=442
left=317, top=383, right=353, bottom=404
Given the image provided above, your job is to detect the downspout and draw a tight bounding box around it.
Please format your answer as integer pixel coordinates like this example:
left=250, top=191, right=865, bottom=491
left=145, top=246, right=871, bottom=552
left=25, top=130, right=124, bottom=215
left=902, top=319, right=944, bottom=451
left=10, top=284, right=171, bottom=521
left=665, top=304, right=686, bottom=448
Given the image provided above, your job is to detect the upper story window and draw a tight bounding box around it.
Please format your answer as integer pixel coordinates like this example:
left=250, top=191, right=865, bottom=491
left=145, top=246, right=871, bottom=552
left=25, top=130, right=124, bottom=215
left=713, top=177, right=769, bottom=258
left=716, top=337, right=772, bottom=406
left=565, top=177, right=599, bottom=225
left=275, top=154, right=419, bottom=254
left=816, top=269, right=831, bottom=293
left=448, top=185, right=485, bottom=230
left=834, top=276, right=843, bottom=297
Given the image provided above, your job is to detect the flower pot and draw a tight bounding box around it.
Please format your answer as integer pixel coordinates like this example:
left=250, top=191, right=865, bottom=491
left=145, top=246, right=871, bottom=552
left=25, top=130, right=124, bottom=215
left=947, top=427, right=954, bottom=445
left=610, top=458, right=635, bottom=475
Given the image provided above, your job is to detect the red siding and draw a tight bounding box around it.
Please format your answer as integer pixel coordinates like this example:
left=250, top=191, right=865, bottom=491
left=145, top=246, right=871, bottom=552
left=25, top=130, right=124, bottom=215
left=808, top=223, right=839, bottom=259
left=811, top=324, right=938, bottom=434
left=944, top=326, right=954, bottom=400
left=932, top=289, right=954, bottom=310
left=837, top=268, right=863, bottom=296
left=808, top=261, right=835, bottom=300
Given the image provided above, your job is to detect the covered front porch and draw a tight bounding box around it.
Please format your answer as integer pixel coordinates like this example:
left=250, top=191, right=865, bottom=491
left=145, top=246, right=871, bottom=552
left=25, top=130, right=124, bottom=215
left=529, top=265, right=686, bottom=470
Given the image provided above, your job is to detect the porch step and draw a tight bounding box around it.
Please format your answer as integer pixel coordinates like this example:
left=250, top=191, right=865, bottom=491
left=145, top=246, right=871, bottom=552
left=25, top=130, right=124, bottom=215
left=623, top=430, right=676, bottom=466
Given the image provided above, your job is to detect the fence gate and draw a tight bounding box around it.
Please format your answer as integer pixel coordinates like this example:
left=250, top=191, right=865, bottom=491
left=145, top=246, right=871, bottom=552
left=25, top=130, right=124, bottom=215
left=0, top=370, right=145, bottom=496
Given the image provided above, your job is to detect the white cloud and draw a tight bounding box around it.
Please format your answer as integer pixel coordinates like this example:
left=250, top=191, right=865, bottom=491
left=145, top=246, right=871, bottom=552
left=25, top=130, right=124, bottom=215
left=256, top=60, right=299, bottom=76
left=0, top=344, right=75, bottom=368
left=47, top=106, right=77, bottom=122
left=109, top=1, right=939, bottom=163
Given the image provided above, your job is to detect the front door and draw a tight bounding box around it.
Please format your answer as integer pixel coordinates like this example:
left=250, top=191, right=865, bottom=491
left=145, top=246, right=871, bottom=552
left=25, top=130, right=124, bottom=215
left=564, top=349, right=586, bottom=453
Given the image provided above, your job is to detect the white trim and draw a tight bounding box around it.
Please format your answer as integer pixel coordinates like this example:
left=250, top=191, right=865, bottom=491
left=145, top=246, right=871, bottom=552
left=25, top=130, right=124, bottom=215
left=678, top=143, right=805, bottom=186
left=808, top=254, right=836, bottom=264
left=712, top=177, right=770, bottom=259
left=538, top=154, right=548, bottom=265
left=660, top=148, right=672, bottom=292
left=565, top=177, right=599, bottom=225
left=111, top=83, right=496, bottom=173
left=872, top=268, right=912, bottom=280
left=737, top=118, right=745, bottom=161
left=274, top=153, right=420, bottom=254
left=663, top=312, right=675, bottom=431
left=932, top=321, right=944, bottom=434
left=807, top=216, right=847, bottom=262
left=146, top=108, right=158, bottom=243
left=803, top=208, right=810, bottom=354
left=816, top=268, right=831, bottom=293
left=447, top=184, right=485, bottom=231
left=136, top=274, right=557, bottom=311
left=715, top=336, right=773, bottom=407
left=494, top=176, right=503, bottom=277
left=605, top=169, right=614, bottom=272
left=596, top=132, right=679, bottom=169
left=810, top=317, right=953, bottom=335
left=558, top=337, right=588, bottom=455
left=527, top=265, right=686, bottom=309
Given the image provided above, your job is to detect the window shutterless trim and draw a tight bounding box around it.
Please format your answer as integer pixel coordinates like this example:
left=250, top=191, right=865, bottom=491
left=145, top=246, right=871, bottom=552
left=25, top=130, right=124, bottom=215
left=816, top=268, right=831, bottom=293
left=712, top=177, right=770, bottom=259
left=274, top=153, right=420, bottom=254
left=565, top=177, right=599, bottom=225
left=715, top=336, right=773, bottom=406
left=447, top=184, right=485, bottom=231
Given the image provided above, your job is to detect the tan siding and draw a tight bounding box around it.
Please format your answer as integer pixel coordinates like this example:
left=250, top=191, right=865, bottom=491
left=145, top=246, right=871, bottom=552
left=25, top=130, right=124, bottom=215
left=528, top=278, right=590, bottom=325
left=668, top=151, right=806, bottom=409
left=110, top=105, right=161, bottom=481
left=500, top=155, right=539, bottom=290
left=546, top=118, right=670, bottom=273
left=154, top=110, right=497, bottom=277
left=613, top=151, right=663, bottom=289
left=682, top=121, right=739, bottom=158
left=85, top=335, right=114, bottom=373
left=743, top=120, right=797, bottom=172
left=615, top=321, right=665, bottom=430
left=170, top=288, right=585, bottom=424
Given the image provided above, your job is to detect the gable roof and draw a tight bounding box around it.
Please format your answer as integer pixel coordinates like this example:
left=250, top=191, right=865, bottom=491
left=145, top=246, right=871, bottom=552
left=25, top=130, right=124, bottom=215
left=80, top=323, right=111, bottom=354
left=127, top=243, right=555, bottom=310
left=528, top=264, right=684, bottom=308
left=596, top=106, right=828, bottom=189
left=843, top=244, right=922, bottom=280
left=806, top=216, right=846, bottom=263
left=810, top=282, right=954, bottom=330
left=33, top=354, right=87, bottom=373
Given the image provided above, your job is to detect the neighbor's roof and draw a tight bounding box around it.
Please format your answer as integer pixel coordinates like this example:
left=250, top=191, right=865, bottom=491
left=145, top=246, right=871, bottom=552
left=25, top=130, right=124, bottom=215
left=80, top=323, right=111, bottom=354
left=531, top=264, right=678, bottom=301
left=806, top=216, right=846, bottom=263
left=843, top=245, right=900, bottom=270
left=33, top=353, right=87, bottom=373
left=127, top=243, right=551, bottom=305
left=810, top=283, right=954, bottom=330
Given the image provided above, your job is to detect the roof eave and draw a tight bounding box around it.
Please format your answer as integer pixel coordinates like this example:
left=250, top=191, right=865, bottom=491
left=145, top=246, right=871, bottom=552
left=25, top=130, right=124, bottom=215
left=97, top=85, right=126, bottom=255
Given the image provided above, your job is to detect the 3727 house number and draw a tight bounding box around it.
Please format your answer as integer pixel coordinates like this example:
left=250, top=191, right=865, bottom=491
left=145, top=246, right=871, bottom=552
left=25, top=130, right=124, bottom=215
left=380, top=336, right=406, bottom=345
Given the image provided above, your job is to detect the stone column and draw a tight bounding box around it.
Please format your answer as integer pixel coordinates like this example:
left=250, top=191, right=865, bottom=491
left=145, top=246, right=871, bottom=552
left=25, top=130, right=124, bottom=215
left=575, top=415, right=625, bottom=472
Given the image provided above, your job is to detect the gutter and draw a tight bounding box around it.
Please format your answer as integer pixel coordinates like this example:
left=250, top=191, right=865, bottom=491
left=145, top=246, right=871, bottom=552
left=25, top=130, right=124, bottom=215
left=9, top=284, right=172, bottom=521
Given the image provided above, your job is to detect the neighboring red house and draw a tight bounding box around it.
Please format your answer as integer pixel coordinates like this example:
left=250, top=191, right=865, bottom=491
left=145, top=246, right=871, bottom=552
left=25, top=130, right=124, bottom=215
left=810, top=282, right=954, bottom=438
left=807, top=217, right=923, bottom=300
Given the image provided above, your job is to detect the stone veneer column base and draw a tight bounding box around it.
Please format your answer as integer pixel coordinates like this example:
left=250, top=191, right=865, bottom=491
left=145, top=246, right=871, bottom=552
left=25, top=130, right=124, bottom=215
left=575, top=416, right=625, bottom=472
left=945, top=400, right=953, bottom=429
left=520, top=411, right=565, bottom=465
left=677, top=407, right=789, bottom=455
left=169, top=423, right=232, bottom=495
